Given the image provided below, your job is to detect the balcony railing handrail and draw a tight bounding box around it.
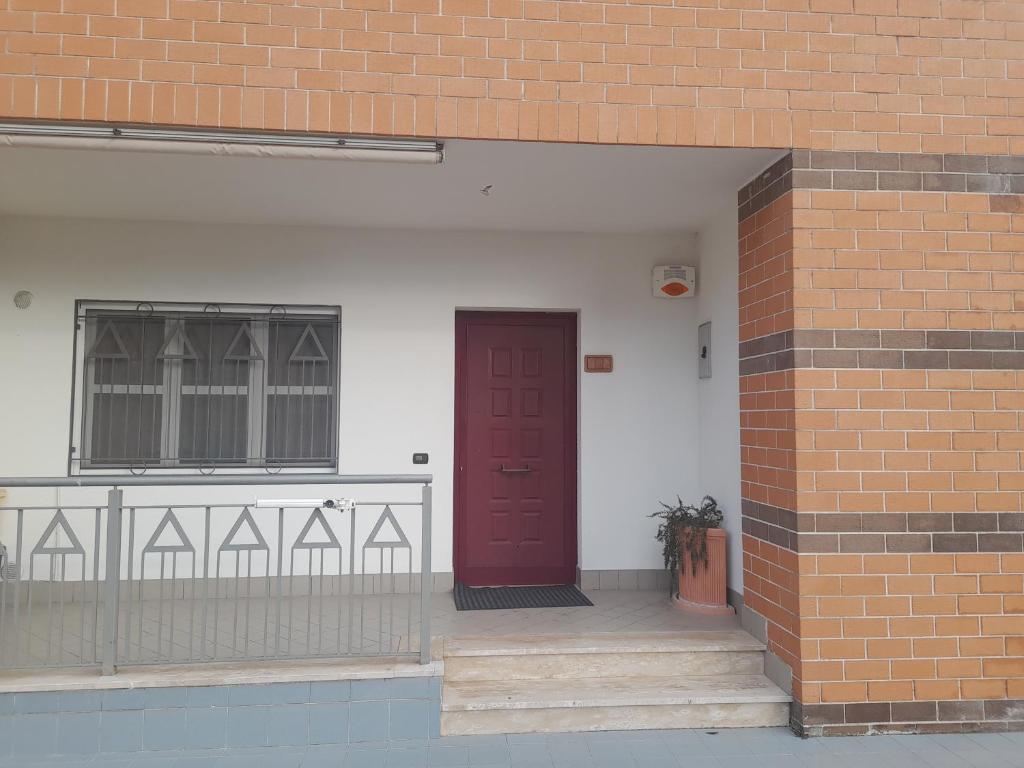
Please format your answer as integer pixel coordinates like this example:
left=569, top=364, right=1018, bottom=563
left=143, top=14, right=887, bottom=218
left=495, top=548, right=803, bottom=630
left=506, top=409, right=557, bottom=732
left=0, top=473, right=432, bottom=488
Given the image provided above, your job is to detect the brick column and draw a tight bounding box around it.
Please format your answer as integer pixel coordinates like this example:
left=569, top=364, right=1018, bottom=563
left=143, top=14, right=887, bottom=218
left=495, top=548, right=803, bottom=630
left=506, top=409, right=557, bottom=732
left=737, top=155, right=802, bottom=700
left=739, top=152, right=1024, bottom=735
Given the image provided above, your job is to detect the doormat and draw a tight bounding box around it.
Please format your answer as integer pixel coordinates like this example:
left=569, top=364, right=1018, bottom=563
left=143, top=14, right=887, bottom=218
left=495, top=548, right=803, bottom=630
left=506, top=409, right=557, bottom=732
left=453, top=582, right=593, bottom=611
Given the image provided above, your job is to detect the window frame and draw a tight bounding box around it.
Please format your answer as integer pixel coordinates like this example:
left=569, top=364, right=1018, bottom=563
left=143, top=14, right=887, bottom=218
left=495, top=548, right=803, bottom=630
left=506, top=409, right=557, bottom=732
left=69, top=299, right=342, bottom=476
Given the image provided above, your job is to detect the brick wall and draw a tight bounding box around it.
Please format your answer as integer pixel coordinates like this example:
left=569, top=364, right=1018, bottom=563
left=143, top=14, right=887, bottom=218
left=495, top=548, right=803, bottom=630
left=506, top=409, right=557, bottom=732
left=739, top=152, right=1024, bottom=734
left=1, top=0, right=1022, bottom=151
left=738, top=156, right=801, bottom=694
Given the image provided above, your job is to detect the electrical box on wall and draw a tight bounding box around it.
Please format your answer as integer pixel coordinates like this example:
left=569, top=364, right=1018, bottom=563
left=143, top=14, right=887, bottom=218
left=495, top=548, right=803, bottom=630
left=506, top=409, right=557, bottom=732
left=698, top=321, right=712, bottom=379
left=653, top=265, right=695, bottom=298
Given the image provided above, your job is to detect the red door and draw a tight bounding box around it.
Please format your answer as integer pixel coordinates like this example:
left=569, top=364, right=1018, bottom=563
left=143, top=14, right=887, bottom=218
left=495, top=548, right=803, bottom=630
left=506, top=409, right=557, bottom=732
left=455, top=312, right=577, bottom=586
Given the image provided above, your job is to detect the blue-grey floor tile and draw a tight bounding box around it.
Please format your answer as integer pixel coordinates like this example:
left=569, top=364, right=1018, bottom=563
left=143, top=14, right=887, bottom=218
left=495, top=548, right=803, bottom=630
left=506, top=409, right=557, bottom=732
left=101, top=710, right=145, bottom=752
left=351, top=681, right=391, bottom=702
left=144, top=708, right=187, bottom=751
left=185, top=707, right=227, bottom=750
left=384, top=747, right=428, bottom=768
left=58, top=691, right=102, bottom=713
left=269, top=705, right=310, bottom=748
left=187, top=687, right=230, bottom=708
left=14, top=692, right=63, bottom=715
left=309, top=682, right=352, bottom=704
left=126, top=757, right=181, bottom=768
left=631, top=758, right=677, bottom=768
left=699, top=732, right=756, bottom=756
left=426, top=745, right=469, bottom=766
left=627, top=739, right=674, bottom=760
left=298, top=746, right=349, bottom=767
left=390, top=701, right=430, bottom=741
left=717, top=755, right=795, bottom=768
left=227, top=682, right=310, bottom=707
left=0, top=712, right=12, bottom=758
left=349, top=702, right=389, bottom=743
left=225, top=706, right=270, bottom=749
left=309, top=703, right=350, bottom=746
left=56, top=711, right=101, bottom=755
left=962, top=733, right=1016, bottom=752
left=12, top=713, right=59, bottom=756
left=387, top=678, right=432, bottom=700
left=508, top=744, right=552, bottom=763
left=466, top=745, right=511, bottom=766
left=101, top=689, right=148, bottom=711
left=345, top=748, right=388, bottom=768
left=144, top=688, right=189, bottom=709
left=506, top=734, right=548, bottom=745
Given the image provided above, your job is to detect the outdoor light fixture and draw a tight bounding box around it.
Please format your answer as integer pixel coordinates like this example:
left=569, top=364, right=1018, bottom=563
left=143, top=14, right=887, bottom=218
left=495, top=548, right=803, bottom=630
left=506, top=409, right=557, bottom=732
left=0, top=122, right=443, bottom=164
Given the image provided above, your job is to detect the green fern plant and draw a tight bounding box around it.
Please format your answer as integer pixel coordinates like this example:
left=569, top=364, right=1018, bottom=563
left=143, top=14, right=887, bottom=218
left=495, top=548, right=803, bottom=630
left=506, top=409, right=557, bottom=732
left=649, top=495, right=723, bottom=596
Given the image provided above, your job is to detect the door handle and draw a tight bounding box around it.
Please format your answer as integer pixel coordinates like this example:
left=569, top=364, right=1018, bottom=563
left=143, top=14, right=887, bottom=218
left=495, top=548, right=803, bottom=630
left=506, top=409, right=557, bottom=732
left=499, top=464, right=532, bottom=474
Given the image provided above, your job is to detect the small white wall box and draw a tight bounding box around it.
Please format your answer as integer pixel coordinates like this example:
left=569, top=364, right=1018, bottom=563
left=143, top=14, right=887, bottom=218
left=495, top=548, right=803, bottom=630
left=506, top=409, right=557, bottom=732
left=653, top=265, right=695, bottom=298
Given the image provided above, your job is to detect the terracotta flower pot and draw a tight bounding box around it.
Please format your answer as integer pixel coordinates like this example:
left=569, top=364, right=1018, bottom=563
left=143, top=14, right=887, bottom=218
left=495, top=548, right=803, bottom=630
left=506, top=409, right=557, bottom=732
left=674, top=526, right=734, bottom=616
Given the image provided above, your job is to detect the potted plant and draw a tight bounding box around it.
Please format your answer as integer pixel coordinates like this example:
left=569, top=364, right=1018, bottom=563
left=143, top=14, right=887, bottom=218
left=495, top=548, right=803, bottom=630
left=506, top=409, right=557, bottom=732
left=650, top=495, right=733, bottom=615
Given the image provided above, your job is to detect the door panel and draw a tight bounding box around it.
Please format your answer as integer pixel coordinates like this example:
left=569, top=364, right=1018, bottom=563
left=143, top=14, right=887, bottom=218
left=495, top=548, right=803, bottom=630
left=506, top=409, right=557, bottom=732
left=455, top=312, right=577, bottom=586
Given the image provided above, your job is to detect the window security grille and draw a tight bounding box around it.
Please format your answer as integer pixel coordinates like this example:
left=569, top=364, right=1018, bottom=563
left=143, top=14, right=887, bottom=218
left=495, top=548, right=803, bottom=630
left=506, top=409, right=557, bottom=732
left=72, top=302, right=340, bottom=472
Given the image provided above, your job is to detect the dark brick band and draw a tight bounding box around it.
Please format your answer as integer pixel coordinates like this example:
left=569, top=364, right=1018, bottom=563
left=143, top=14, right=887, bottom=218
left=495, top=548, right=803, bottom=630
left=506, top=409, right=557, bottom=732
left=738, top=153, right=793, bottom=220
left=791, top=150, right=1024, bottom=193
left=795, top=699, right=1024, bottom=736
left=798, top=511, right=1024, bottom=555
left=740, top=329, right=1024, bottom=374
left=745, top=510, right=1024, bottom=555
left=741, top=500, right=798, bottom=550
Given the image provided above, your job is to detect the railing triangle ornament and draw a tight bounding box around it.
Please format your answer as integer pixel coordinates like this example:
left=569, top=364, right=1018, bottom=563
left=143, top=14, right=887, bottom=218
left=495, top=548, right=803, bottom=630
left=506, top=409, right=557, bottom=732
left=219, top=506, right=269, bottom=552
left=293, top=507, right=342, bottom=550
left=223, top=323, right=264, bottom=361
left=288, top=323, right=329, bottom=363
left=32, top=510, right=86, bottom=556
left=86, top=320, right=130, bottom=360
left=364, top=505, right=411, bottom=550
left=143, top=508, right=195, bottom=554
left=156, top=321, right=200, bottom=361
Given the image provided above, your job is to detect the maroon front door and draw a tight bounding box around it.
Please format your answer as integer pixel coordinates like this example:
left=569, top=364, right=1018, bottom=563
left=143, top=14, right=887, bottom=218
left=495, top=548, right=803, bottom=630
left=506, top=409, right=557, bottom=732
left=454, top=312, right=577, bottom=586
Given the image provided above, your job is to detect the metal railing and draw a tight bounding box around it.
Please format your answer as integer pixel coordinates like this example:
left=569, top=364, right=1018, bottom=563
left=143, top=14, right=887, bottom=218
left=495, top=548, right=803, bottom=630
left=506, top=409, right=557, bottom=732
left=0, top=474, right=432, bottom=673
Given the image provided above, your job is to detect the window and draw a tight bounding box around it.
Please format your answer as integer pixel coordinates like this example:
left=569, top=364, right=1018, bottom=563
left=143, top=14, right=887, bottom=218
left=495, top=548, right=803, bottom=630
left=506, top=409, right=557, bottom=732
left=72, top=302, right=340, bottom=472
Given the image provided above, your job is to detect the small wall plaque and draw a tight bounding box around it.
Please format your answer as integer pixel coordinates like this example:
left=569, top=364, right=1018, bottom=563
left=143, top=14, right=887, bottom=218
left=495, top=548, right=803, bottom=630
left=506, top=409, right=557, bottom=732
left=584, top=355, right=613, bottom=373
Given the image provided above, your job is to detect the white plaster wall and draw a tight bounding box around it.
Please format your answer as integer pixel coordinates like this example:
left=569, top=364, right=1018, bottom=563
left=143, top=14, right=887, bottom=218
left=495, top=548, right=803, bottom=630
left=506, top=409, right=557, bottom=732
left=0, top=216, right=710, bottom=577
left=696, top=209, right=744, bottom=592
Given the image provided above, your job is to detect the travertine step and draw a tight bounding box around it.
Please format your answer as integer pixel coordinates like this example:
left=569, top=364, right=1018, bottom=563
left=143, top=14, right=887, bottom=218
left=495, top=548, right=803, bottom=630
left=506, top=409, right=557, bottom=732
left=441, top=674, right=791, bottom=735
left=444, top=631, right=766, bottom=682
left=439, top=631, right=791, bottom=736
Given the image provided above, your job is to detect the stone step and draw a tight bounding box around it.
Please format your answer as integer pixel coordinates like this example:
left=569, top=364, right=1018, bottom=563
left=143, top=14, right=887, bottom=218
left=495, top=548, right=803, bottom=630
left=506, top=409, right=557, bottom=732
left=443, top=631, right=766, bottom=682
left=440, top=674, right=791, bottom=735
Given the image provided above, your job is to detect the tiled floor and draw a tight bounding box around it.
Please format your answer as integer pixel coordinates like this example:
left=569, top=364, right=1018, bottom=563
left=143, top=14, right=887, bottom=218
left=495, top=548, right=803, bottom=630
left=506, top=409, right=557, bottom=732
left=2, top=727, right=1023, bottom=767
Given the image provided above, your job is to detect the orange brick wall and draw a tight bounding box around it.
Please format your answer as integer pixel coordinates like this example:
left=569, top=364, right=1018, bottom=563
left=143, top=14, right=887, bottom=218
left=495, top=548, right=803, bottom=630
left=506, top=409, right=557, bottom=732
left=740, top=154, right=1024, bottom=734
left=1, top=0, right=1023, bottom=151
left=738, top=165, right=801, bottom=692
left=793, top=178, right=1024, bottom=734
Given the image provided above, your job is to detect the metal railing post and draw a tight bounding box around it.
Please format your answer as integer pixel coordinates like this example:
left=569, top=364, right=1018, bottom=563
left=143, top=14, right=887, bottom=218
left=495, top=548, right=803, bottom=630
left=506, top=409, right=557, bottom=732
left=418, top=483, right=432, bottom=665
left=101, top=487, right=123, bottom=675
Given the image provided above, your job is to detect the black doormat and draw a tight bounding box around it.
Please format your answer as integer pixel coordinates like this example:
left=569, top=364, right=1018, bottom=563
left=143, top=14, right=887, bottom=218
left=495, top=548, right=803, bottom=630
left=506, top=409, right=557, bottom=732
left=454, top=582, right=593, bottom=611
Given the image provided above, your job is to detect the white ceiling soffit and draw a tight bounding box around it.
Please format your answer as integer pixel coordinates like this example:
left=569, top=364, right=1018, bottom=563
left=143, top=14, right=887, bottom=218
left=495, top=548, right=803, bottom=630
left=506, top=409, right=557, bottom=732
left=0, top=139, right=785, bottom=234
